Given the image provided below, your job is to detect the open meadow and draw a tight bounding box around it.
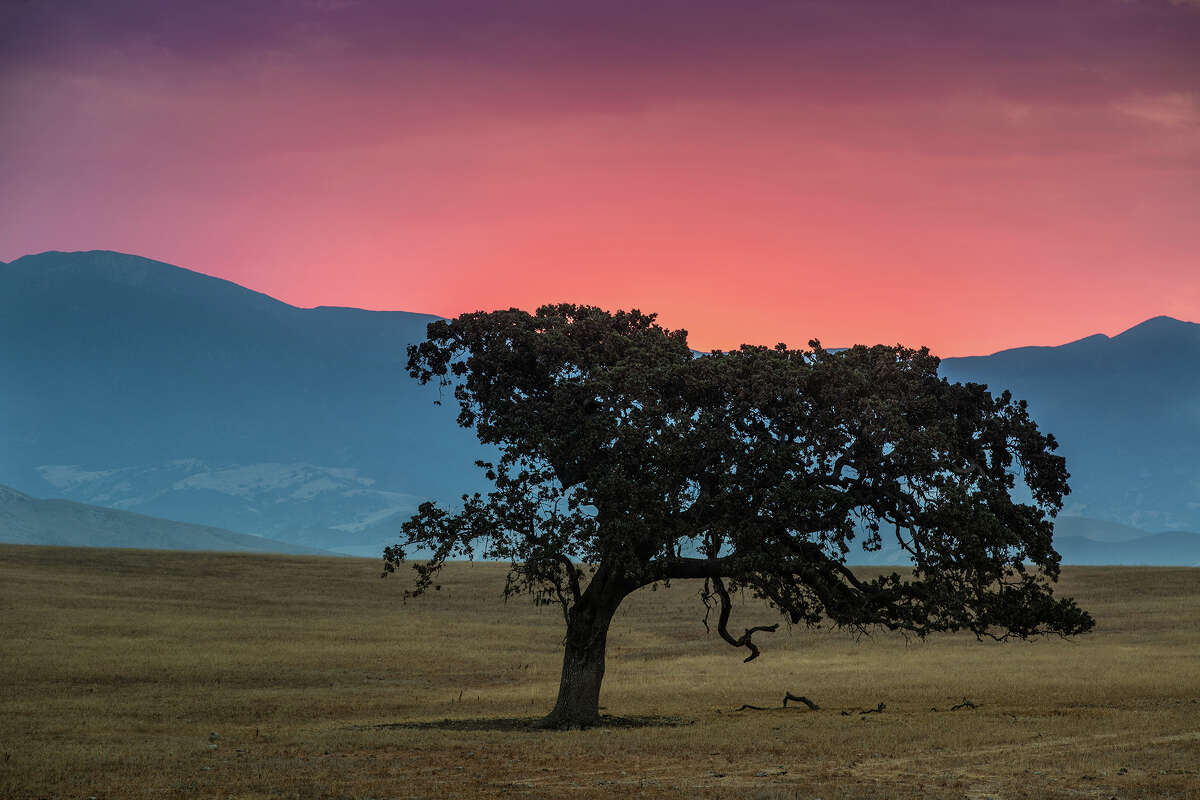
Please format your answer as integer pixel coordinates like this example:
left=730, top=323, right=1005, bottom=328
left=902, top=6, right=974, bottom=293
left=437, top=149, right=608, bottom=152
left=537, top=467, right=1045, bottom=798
left=1, top=545, right=1198, bottom=799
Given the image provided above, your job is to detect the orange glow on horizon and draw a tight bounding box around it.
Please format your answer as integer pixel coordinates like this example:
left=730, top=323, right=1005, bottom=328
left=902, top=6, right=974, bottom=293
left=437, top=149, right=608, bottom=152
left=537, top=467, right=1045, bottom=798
left=1, top=1, right=1196, bottom=357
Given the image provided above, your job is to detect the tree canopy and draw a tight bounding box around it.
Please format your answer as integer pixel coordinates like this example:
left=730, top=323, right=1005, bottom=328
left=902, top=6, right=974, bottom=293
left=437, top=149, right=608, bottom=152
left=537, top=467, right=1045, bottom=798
left=385, top=304, right=1093, bottom=728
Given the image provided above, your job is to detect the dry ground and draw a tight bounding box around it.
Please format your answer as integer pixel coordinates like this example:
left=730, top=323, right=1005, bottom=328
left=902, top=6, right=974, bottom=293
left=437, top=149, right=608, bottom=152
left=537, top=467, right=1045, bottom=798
left=1, top=545, right=1198, bottom=799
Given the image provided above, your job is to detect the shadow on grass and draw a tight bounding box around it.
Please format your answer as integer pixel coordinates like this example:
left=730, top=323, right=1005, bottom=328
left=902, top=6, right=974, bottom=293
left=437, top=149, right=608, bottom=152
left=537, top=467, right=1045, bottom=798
left=363, top=714, right=693, bottom=732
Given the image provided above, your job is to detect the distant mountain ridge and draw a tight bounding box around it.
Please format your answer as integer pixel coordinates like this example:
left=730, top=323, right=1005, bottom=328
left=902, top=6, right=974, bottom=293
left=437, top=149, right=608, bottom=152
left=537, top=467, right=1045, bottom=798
left=30, top=460, right=421, bottom=555
left=940, top=315, right=1200, bottom=532
left=1052, top=531, right=1200, bottom=567
left=2, top=250, right=1198, bottom=561
left=1, top=250, right=491, bottom=555
left=0, top=484, right=332, bottom=555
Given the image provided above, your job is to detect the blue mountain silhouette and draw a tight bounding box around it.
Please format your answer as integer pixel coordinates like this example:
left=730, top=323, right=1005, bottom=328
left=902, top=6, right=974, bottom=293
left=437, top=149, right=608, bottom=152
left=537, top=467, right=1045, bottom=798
left=939, top=315, right=1200, bottom=532
left=1, top=250, right=490, bottom=553
left=3, top=250, right=1197, bottom=561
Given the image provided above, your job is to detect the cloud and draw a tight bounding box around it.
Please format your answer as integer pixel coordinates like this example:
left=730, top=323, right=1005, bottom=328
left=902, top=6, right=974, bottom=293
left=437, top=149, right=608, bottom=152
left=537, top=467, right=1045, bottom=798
left=1114, top=93, right=1199, bottom=127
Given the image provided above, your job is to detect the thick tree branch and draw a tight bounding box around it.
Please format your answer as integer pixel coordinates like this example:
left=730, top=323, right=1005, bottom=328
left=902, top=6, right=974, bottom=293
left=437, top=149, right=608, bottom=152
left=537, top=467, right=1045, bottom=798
left=646, top=554, right=740, bottom=582
left=784, top=538, right=869, bottom=592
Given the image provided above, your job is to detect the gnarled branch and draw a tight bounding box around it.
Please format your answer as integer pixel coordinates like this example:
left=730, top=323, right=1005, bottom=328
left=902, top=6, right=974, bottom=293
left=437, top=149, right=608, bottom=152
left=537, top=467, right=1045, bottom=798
left=710, top=576, right=778, bottom=662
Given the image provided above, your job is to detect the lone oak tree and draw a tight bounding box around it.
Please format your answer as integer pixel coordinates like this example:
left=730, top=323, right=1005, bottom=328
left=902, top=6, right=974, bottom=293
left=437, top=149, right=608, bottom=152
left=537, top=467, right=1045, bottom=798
left=385, top=305, right=1093, bottom=729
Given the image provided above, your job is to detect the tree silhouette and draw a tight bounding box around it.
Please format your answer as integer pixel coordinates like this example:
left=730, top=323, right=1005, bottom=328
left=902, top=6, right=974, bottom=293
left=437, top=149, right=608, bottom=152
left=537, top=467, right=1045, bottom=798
left=386, top=305, right=1093, bottom=728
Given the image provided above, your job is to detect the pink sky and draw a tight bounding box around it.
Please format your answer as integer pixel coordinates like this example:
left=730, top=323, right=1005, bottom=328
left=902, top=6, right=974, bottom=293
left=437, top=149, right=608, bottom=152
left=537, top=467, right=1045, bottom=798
left=1, top=0, right=1197, bottom=355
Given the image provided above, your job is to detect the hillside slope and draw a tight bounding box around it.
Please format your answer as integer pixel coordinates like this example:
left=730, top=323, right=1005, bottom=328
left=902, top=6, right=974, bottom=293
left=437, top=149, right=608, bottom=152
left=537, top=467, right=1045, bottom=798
left=0, top=485, right=333, bottom=554
left=1, top=250, right=489, bottom=551
left=940, top=316, right=1200, bottom=531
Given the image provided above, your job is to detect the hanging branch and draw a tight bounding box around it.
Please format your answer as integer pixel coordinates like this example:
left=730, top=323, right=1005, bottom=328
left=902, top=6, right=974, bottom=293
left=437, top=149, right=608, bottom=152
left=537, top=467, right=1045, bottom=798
left=711, top=576, right=778, bottom=662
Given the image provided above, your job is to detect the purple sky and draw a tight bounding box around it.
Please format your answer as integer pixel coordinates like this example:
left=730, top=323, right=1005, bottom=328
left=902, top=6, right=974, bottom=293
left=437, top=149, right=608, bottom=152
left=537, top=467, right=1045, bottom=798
left=2, top=0, right=1198, bottom=354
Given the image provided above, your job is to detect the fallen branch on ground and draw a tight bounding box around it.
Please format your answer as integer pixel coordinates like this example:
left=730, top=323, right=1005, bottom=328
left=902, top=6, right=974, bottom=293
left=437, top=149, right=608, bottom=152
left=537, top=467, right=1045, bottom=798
left=783, top=693, right=819, bottom=710
left=731, top=692, right=821, bottom=713
left=841, top=702, right=886, bottom=716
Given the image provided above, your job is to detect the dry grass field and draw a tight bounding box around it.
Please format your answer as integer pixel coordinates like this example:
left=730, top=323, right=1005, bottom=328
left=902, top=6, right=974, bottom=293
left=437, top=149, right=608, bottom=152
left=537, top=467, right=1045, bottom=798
left=1, top=545, right=1198, bottom=799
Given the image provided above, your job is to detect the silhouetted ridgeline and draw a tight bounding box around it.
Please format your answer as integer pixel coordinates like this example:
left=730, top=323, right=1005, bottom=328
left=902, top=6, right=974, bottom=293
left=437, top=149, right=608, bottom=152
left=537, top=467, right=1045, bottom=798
left=1, top=250, right=492, bottom=556
left=2, top=250, right=1197, bottom=562
left=939, top=315, right=1200, bottom=533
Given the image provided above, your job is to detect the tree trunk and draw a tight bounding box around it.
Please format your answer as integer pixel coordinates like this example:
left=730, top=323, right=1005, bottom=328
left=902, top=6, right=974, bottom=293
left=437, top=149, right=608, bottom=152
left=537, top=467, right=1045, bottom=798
left=539, top=581, right=626, bottom=729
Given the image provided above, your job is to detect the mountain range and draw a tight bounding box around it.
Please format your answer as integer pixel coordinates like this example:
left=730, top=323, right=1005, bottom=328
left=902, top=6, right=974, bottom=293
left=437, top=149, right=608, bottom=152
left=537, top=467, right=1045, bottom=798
left=938, top=315, right=1200, bottom=532
left=1, top=250, right=491, bottom=557
left=0, top=483, right=330, bottom=555
left=2, top=250, right=1198, bottom=563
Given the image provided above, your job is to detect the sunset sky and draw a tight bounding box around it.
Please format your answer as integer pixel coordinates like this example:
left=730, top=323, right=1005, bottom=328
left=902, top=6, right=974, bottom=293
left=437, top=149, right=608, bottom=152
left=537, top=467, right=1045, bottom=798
left=1, top=0, right=1197, bottom=355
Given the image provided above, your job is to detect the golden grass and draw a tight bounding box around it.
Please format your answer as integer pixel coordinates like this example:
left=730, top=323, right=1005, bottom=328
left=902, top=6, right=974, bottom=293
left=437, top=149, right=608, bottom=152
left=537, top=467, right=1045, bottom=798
left=1, top=544, right=1198, bottom=799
